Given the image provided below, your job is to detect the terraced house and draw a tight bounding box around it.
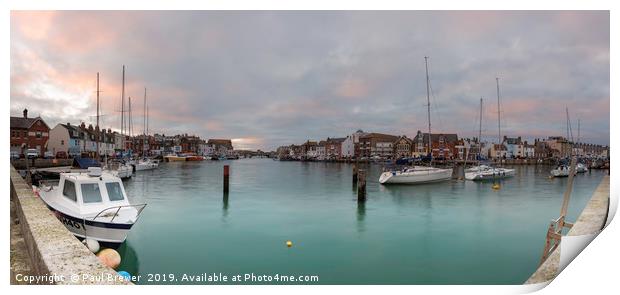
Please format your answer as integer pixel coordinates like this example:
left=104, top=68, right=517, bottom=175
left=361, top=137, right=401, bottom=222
left=10, top=109, right=50, bottom=156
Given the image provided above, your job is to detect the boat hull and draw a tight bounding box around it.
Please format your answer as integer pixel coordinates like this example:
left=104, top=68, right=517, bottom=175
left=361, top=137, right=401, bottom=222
left=44, top=203, right=133, bottom=245
left=379, top=168, right=453, bottom=184
left=465, top=168, right=515, bottom=181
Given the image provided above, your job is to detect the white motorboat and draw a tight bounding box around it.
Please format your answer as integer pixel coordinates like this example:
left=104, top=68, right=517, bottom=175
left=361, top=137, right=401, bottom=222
left=576, top=163, right=588, bottom=173
left=380, top=166, right=453, bottom=184
left=550, top=165, right=576, bottom=177
left=135, top=158, right=159, bottom=171
left=465, top=166, right=515, bottom=181
left=106, top=161, right=133, bottom=179
left=35, top=167, right=146, bottom=246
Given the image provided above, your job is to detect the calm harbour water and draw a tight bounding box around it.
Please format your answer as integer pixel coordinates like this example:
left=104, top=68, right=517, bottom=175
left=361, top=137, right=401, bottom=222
left=117, top=158, right=606, bottom=284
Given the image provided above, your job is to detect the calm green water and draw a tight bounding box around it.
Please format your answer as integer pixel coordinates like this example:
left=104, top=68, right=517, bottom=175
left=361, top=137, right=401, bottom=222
left=117, top=158, right=606, bottom=284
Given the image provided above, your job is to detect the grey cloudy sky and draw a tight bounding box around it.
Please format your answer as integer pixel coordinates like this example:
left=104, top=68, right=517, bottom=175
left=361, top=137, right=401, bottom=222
left=10, top=11, right=610, bottom=150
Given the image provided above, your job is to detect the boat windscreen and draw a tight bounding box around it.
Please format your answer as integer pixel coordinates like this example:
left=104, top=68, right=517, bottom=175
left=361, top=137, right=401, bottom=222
left=105, top=182, right=125, bottom=201
left=81, top=183, right=102, bottom=203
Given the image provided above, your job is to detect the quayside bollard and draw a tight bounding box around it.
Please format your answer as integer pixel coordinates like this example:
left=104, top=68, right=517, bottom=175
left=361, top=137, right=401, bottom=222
left=223, top=165, right=230, bottom=193
left=352, top=163, right=358, bottom=184
left=357, top=169, right=366, bottom=202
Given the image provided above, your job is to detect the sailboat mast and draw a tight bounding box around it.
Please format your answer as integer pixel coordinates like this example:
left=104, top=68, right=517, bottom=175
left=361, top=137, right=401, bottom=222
left=496, top=77, right=501, bottom=144
left=121, top=65, right=125, bottom=137
left=479, top=97, right=483, bottom=160
left=96, top=72, right=100, bottom=160
left=425, top=56, right=432, bottom=164
left=143, top=88, right=147, bottom=156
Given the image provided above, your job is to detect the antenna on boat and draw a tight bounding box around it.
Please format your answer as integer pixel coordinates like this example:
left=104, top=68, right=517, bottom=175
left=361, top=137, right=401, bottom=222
left=479, top=97, right=483, bottom=162
left=425, top=56, right=432, bottom=166
left=96, top=72, right=100, bottom=160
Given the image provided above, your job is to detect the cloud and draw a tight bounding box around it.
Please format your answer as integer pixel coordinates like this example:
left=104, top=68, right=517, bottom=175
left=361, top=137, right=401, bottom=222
left=10, top=11, right=610, bottom=150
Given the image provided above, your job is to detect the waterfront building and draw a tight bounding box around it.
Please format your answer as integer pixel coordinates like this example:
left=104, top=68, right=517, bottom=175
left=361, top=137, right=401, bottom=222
left=393, top=136, right=413, bottom=158
left=412, top=130, right=459, bottom=159
left=489, top=143, right=508, bottom=159
left=341, top=136, right=354, bottom=159
left=524, top=142, right=536, bottom=158
left=545, top=136, right=571, bottom=158
left=325, top=137, right=345, bottom=159
left=10, top=109, right=50, bottom=156
left=503, top=136, right=525, bottom=159
left=359, top=133, right=398, bottom=158
left=317, top=140, right=327, bottom=159
left=207, top=139, right=234, bottom=157
left=301, top=140, right=318, bottom=158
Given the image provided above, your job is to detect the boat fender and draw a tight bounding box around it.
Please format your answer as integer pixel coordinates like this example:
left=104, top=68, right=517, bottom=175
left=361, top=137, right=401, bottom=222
left=117, top=271, right=132, bottom=281
left=286, top=240, right=293, bottom=248
left=84, top=238, right=100, bottom=253
left=97, top=248, right=121, bottom=269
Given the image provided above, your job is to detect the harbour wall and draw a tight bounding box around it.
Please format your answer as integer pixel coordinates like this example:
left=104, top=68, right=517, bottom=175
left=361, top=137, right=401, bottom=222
left=9, top=165, right=130, bottom=285
left=524, top=175, right=610, bottom=285
left=11, top=158, right=73, bottom=170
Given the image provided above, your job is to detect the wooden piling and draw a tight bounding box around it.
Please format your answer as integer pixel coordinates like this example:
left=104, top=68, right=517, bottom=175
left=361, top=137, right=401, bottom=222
left=352, top=163, right=358, bottom=183
left=357, top=169, right=366, bottom=202
left=223, top=165, right=230, bottom=193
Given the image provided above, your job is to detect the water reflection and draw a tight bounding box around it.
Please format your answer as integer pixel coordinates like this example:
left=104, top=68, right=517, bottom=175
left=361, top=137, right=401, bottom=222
left=117, top=241, right=140, bottom=277
left=356, top=201, right=366, bottom=233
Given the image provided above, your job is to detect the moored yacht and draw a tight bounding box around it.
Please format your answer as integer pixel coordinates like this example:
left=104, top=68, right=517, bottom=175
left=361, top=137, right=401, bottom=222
left=379, top=166, right=453, bottom=184
left=550, top=164, right=576, bottom=177
left=135, top=158, right=159, bottom=171
left=465, top=166, right=515, bottom=181
left=379, top=56, right=453, bottom=185
left=35, top=167, right=146, bottom=246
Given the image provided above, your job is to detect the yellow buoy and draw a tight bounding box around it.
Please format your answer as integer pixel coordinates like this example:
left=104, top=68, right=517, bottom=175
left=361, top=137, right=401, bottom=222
left=286, top=240, right=293, bottom=248
left=492, top=183, right=501, bottom=190
left=96, top=248, right=121, bottom=269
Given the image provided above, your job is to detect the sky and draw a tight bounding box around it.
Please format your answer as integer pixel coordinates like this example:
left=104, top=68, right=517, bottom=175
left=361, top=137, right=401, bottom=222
left=10, top=11, right=610, bottom=150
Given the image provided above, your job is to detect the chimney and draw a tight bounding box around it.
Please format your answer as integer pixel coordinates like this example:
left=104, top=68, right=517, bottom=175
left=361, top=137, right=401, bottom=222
left=80, top=122, right=86, bottom=129
left=23, top=108, right=28, bottom=118
left=67, top=122, right=71, bottom=126
left=88, top=124, right=93, bottom=131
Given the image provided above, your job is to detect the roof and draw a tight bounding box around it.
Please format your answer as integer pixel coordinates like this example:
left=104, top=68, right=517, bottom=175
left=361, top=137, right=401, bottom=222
left=394, top=136, right=413, bottom=144
left=326, top=137, right=346, bottom=143
left=360, top=133, right=399, bottom=141
left=207, top=139, right=233, bottom=148
left=413, top=132, right=459, bottom=143
left=10, top=116, right=48, bottom=130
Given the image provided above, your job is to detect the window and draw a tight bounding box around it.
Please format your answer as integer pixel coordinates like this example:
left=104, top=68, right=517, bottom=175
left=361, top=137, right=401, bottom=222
left=106, top=182, right=124, bottom=201
left=81, top=183, right=102, bottom=203
left=61, top=140, right=64, bottom=146
left=63, top=180, right=77, bottom=202
left=36, top=132, right=42, bottom=138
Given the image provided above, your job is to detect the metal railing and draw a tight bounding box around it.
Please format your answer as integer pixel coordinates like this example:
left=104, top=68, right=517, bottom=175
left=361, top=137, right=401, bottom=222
left=91, top=204, right=147, bottom=223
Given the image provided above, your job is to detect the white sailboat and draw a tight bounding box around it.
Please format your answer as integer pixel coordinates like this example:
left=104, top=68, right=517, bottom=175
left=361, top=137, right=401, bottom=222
left=105, top=65, right=133, bottom=179
left=466, top=78, right=514, bottom=181
left=135, top=87, right=158, bottom=171
left=551, top=109, right=579, bottom=178
left=380, top=56, right=453, bottom=184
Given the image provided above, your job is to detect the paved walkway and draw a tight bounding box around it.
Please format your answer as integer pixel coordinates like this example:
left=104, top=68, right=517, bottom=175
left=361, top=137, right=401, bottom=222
left=10, top=194, right=33, bottom=284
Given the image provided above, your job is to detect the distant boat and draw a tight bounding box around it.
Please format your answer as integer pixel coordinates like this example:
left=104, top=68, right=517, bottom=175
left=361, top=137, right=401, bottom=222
left=551, top=164, right=576, bottom=177
left=467, top=79, right=514, bottom=181
left=380, top=57, right=452, bottom=185
left=135, top=158, right=159, bottom=170
left=35, top=167, right=146, bottom=246
left=576, top=162, right=588, bottom=173
left=164, top=154, right=186, bottom=162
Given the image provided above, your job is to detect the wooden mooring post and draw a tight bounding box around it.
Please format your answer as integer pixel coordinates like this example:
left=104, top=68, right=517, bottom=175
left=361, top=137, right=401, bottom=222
left=352, top=163, right=358, bottom=184
left=223, top=165, right=230, bottom=193
left=357, top=169, right=366, bottom=202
